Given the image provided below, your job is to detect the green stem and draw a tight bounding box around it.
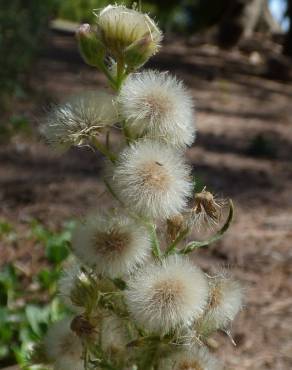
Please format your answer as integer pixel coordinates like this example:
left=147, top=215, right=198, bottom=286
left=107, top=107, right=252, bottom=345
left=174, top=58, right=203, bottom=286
left=147, top=223, right=162, bottom=261
left=121, top=120, right=133, bottom=144
left=96, top=60, right=118, bottom=90
left=164, top=227, right=190, bottom=256
left=115, top=57, right=126, bottom=91
left=103, top=178, right=125, bottom=206
left=91, top=137, right=117, bottom=163
left=180, top=199, right=234, bottom=254
left=83, top=344, right=90, bottom=370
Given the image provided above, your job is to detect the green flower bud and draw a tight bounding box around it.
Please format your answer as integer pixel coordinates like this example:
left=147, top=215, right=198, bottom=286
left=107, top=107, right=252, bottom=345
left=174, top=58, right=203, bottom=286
left=124, top=35, right=156, bottom=69
left=95, top=5, right=162, bottom=62
left=76, top=24, right=105, bottom=67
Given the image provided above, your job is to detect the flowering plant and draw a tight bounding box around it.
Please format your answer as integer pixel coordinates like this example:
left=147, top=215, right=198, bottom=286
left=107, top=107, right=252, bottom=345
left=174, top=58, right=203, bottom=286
left=35, top=5, right=243, bottom=370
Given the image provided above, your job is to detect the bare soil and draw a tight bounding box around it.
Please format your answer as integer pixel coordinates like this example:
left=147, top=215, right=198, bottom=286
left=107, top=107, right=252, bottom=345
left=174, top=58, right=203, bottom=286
left=1, top=31, right=292, bottom=370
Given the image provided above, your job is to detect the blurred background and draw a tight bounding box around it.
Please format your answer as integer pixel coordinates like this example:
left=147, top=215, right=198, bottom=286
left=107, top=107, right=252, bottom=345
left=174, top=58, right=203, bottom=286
left=0, top=1, right=291, bottom=369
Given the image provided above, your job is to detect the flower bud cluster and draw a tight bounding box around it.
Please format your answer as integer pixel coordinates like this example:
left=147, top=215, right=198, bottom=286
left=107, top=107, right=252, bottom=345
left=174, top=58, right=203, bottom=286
left=36, top=5, right=243, bottom=370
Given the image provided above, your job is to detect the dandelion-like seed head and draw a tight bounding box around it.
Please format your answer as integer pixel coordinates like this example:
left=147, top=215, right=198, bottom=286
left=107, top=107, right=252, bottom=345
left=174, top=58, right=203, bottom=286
left=72, top=212, right=151, bottom=278
left=119, top=70, right=195, bottom=147
left=44, top=317, right=83, bottom=370
left=42, top=91, right=118, bottom=149
left=101, top=314, right=128, bottom=356
left=112, top=140, right=192, bottom=220
left=159, top=345, right=222, bottom=370
left=125, top=256, right=208, bottom=334
left=95, top=5, right=162, bottom=62
left=202, top=274, right=243, bottom=331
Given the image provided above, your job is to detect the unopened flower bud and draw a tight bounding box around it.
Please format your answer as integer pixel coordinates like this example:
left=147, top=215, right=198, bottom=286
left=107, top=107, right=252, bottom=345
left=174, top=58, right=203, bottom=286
left=124, top=35, right=156, bottom=69
left=95, top=5, right=162, bottom=63
left=69, top=271, right=96, bottom=309
left=76, top=23, right=105, bottom=67
left=167, top=214, right=185, bottom=242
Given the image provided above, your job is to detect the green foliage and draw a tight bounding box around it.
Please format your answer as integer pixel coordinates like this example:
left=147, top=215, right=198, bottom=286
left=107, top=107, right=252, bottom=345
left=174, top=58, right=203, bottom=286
left=57, top=0, right=132, bottom=23
left=56, top=0, right=181, bottom=29
left=30, top=220, right=75, bottom=265
left=0, top=0, right=56, bottom=110
left=0, top=219, right=75, bottom=368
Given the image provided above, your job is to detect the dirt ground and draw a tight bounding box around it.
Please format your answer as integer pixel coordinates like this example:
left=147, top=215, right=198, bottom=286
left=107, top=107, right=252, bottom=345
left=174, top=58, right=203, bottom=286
left=0, top=31, right=292, bottom=370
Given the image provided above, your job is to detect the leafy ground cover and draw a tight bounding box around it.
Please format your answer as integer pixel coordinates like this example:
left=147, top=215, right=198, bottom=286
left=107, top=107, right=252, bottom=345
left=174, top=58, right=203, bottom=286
left=0, top=219, right=75, bottom=368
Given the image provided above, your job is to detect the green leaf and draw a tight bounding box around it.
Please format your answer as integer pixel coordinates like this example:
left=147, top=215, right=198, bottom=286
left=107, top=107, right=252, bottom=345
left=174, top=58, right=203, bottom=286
left=25, top=305, right=50, bottom=338
left=45, top=237, right=69, bottom=264
left=37, top=269, right=60, bottom=290
left=0, top=263, right=18, bottom=303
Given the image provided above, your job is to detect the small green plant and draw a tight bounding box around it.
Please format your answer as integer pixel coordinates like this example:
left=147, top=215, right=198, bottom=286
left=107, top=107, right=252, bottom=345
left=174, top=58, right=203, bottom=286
left=0, top=219, right=75, bottom=369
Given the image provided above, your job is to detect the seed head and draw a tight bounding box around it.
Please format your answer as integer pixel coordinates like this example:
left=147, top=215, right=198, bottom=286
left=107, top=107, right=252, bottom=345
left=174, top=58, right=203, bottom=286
left=101, top=314, right=129, bottom=356
left=199, top=274, right=243, bottom=333
left=71, top=212, right=151, bottom=278
left=158, top=344, right=222, bottom=370
left=125, top=256, right=208, bottom=334
left=119, top=70, right=195, bottom=147
left=42, top=91, right=118, bottom=149
left=43, top=317, right=83, bottom=370
left=112, top=140, right=192, bottom=220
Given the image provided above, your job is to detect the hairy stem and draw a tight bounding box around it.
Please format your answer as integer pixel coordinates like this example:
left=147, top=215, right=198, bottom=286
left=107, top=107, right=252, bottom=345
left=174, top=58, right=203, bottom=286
left=147, top=223, right=162, bottom=261
left=164, top=227, right=190, bottom=256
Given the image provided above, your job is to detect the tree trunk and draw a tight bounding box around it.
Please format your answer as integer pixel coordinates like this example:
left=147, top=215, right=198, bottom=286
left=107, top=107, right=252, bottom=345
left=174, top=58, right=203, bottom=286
left=217, top=0, right=279, bottom=48
left=258, top=0, right=282, bottom=33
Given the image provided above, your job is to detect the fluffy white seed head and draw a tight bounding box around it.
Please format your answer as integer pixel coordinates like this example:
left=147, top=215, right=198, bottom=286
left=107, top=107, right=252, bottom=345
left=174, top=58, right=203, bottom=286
left=203, top=275, right=243, bottom=330
left=42, top=91, right=118, bottom=148
left=101, top=314, right=128, bottom=355
left=112, top=140, right=192, bottom=220
left=125, top=256, right=208, bottom=334
left=71, top=212, right=151, bottom=278
left=159, top=345, right=222, bottom=370
left=44, top=317, right=83, bottom=370
left=95, top=5, right=162, bottom=60
left=119, top=70, right=195, bottom=147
